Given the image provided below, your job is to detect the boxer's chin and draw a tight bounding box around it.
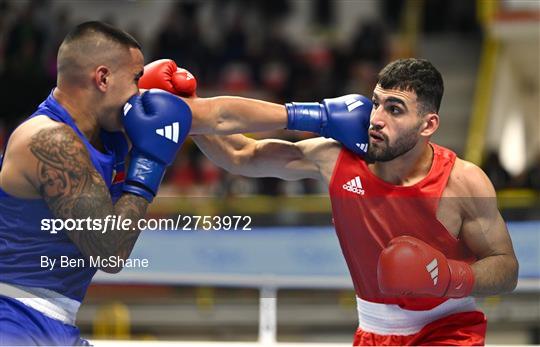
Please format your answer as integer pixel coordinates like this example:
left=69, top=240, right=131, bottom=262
left=368, top=135, right=419, bottom=162
left=367, top=145, right=393, bottom=162
left=367, top=139, right=391, bottom=162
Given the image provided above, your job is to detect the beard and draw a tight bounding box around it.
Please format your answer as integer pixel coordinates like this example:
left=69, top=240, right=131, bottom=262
left=367, top=123, right=422, bottom=162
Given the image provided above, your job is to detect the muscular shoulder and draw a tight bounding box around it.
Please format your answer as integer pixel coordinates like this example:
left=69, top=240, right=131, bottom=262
left=7, top=116, right=88, bottom=166
left=296, top=137, right=341, bottom=155
left=1, top=116, right=91, bottom=197
left=7, top=116, right=74, bottom=152
left=296, top=137, right=341, bottom=183
left=447, top=158, right=496, bottom=198
left=297, top=137, right=341, bottom=163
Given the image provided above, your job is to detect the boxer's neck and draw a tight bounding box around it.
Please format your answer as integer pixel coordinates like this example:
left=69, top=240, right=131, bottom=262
left=53, top=87, right=100, bottom=145
left=369, top=142, right=434, bottom=186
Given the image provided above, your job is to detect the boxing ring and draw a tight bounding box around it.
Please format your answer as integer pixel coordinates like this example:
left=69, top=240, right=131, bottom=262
left=91, top=222, right=540, bottom=345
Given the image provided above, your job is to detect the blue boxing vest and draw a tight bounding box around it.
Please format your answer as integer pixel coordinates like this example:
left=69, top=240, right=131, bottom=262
left=0, top=90, right=128, bottom=304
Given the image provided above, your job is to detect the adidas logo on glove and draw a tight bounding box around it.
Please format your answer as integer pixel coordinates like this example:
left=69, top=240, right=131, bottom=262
left=344, top=96, right=364, bottom=112
left=356, top=143, right=368, bottom=152
left=123, top=102, right=133, bottom=116
left=426, top=258, right=439, bottom=285
left=155, top=122, right=180, bottom=143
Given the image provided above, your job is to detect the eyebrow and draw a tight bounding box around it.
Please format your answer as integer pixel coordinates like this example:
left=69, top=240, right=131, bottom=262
left=386, top=97, right=406, bottom=108
left=372, top=92, right=408, bottom=110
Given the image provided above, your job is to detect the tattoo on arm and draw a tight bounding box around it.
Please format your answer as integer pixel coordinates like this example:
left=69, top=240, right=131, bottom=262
left=29, top=126, right=148, bottom=266
left=30, top=126, right=110, bottom=215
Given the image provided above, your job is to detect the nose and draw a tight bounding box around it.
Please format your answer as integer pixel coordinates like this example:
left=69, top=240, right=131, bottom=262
left=370, top=107, right=385, bottom=130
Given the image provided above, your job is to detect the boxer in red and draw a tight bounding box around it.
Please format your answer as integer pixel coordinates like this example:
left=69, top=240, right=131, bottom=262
left=167, top=58, right=518, bottom=346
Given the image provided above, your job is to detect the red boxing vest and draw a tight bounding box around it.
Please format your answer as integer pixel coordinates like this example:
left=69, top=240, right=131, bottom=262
left=328, top=143, right=476, bottom=310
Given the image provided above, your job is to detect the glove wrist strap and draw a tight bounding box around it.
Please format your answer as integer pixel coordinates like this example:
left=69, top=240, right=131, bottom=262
left=446, top=260, right=475, bottom=298
left=122, top=152, right=167, bottom=202
left=285, top=102, right=326, bottom=134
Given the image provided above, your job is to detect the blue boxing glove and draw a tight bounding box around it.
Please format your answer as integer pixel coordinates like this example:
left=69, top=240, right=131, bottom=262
left=285, top=94, right=372, bottom=155
left=122, top=89, right=192, bottom=201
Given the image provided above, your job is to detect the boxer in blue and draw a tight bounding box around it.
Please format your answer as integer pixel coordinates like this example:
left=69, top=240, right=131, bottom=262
left=0, top=21, right=190, bottom=345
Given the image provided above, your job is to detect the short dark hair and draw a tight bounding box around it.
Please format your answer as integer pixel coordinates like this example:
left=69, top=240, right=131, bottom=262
left=63, top=21, right=141, bottom=50
left=377, top=58, right=444, bottom=115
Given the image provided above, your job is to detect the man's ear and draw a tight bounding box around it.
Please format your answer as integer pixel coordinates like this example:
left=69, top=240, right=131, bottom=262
left=94, top=65, right=110, bottom=92
left=420, top=113, right=439, bottom=137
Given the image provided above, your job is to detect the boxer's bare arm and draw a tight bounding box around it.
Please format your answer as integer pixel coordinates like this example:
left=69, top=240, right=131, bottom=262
left=453, top=159, right=519, bottom=295
left=184, top=97, right=287, bottom=135
left=0, top=117, right=148, bottom=273
left=192, top=134, right=340, bottom=184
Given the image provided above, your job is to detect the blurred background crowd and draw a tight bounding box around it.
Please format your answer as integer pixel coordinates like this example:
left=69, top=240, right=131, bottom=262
left=1, top=0, right=537, bottom=197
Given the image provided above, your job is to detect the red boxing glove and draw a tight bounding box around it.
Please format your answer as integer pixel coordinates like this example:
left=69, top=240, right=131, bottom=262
left=139, top=59, right=197, bottom=97
left=377, top=236, right=475, bottom=298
